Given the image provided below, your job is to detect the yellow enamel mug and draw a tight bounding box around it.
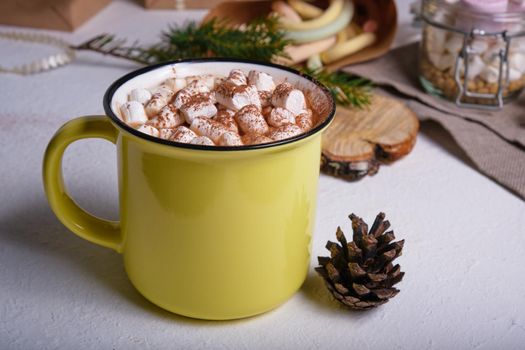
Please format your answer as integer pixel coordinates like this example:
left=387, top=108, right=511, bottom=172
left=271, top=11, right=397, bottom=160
left=43, top=59, right=335, bottom=320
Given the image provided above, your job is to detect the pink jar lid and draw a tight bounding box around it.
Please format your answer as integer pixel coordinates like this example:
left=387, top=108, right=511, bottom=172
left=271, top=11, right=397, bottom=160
left=456, top=0, right=513, bottom=32
left=461, top=0, right=508, bottom=12
left=509, top=0, right=525, bottom=9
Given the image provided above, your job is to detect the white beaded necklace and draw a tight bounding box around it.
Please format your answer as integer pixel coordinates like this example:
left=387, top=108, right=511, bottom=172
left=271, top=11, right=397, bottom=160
left=0, top=31, right=75, bottom=75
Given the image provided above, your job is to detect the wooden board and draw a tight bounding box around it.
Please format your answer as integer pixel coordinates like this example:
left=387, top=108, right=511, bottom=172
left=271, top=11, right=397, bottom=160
left=321, top=94, right=419, bottom=180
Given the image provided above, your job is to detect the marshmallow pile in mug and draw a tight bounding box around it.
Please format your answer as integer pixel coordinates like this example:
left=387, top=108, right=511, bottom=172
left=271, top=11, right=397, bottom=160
left=118, top=69, right=317, bottom=147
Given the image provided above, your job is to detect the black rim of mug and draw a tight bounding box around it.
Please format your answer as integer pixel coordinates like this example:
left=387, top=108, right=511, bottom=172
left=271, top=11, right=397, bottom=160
left=103, top=58, right=336, bottom=151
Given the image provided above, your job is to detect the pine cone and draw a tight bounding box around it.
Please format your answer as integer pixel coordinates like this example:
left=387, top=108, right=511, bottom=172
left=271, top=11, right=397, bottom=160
left=315, top=212, right=405, bottom=310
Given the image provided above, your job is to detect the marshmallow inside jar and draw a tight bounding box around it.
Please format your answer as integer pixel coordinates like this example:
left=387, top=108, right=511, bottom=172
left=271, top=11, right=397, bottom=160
left=108, top=60, right=334, bottom=150
left=418, top=0, right=525, bottom=108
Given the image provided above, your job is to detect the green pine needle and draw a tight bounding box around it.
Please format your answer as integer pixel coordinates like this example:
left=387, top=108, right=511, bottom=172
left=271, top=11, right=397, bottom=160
left=74, top=16, right=291, bottom=64
left=163, top=16, right=290, bottom=61
left=302, top=68, right=372, bottom=108
left=74, top=16, right=372, bottom=108
left=134, top=16, right=291, bottom=63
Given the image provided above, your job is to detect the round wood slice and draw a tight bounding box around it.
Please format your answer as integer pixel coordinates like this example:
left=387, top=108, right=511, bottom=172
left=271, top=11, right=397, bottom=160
left=321, top=94, right=419, bottom=180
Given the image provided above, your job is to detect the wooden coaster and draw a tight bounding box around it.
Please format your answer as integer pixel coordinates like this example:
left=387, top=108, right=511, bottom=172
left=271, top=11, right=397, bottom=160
left=321, top=94, right=419, bottom=180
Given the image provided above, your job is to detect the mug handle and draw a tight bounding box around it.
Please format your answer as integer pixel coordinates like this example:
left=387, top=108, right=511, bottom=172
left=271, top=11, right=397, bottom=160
left=43, top=116, right=122, bottom=253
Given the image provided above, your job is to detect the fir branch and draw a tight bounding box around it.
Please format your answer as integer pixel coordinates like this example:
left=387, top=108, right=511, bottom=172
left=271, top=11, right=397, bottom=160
left=73, top=34, right=151, bottom=64
left=303, top=68, right=372, bottom=108
left=73, top=17, right=291, bottom=64
left=153, top=16, right=291, bottom=62
left=72, top=17, right=372, bottom=108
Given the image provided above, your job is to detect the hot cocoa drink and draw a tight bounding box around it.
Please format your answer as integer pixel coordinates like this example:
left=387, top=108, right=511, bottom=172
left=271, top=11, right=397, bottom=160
left=118, top=69, right=319, bottom=146
left=45, top=59, right=335, bottom=320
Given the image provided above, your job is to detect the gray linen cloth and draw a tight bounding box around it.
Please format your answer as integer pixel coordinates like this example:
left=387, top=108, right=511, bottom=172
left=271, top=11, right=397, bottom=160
left=344, top=43, right=525, bottom=199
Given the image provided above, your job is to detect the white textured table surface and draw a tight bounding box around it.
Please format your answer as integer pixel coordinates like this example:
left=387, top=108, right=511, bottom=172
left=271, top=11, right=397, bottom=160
left=1, top=1, right=524, bottom=349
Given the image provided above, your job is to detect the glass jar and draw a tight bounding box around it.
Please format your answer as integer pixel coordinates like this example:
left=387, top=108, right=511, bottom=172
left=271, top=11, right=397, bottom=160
left=419, top=0, right=525, bottom=109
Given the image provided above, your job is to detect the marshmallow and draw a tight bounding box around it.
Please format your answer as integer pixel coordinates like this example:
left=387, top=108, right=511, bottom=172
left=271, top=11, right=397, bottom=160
left=170, top=126, right=197, bottom=143
left=151, top=85, right=175, bottom=97
left=268, top=124, right=303, bottom=141
left=427, top=51, right=443, bottom=69
left=481, top=65, right=500, bottom=84
left=271, top=83, right=306, bottom=115
left=510, top=38, right=525, bottom=53
left=241, top=133, right=273, bottom=145
left=444, top=35, right=463, bottom=55
left=428, top=52, right=455, bottom=71
left=227, top=69, right=248, bottom=86
left=214, top=76, right=227, bottom=89
left=296, top=110, right=313, bottom=131
left=186, top=75, right=215, bottom=90
left=425, top=26, right=447, bottom=54
left=173, top=81, right=210, bottom=109
left=509, top=53, right=525, bottom=74
left=179, top=95, right=218, bottom=124
left=173, top=88, right=193, bottom=109
left=137, top=124, right=159, bottom=137
left=186, top=79, right=211, bottom=94
left=433, top=8, right=449, bottom=25
left=267, top=107, right=295, bottom=127
left=120, top=101, right=148, bottom=127
left=163, top=77, right=187, bottom=92
left=234, top=105, right=270, bottom=135
left=216, top=108, right=235, bottom=117
left=509, top=67, right=522, bottom=82
left=448, top=37, right=489, bottom=56
left=206, top=92, right=217, bottom=104
left=148, top=104, right=185, bottom=129
left=129, top=88, right=152, bottom=105
left=145, top=98, right=170, bottom=118
left=190, top=117, right=229, bottom=143
left=159, top=128, right=176, bottom=140
left=482, top=60, right=522, bottom=83
left=258, top=91, right=272, bottom=107
left=218, top=131, right=243, bottom=146
left=469, top=39, right=489, bottom=55
left=462, top=55, right=485, bottom=80
left=190, top=136, right=215, bottom=146
left=174, top=91, right=215, bottom=111
left=248, top=70, right=275, bottom=92
left=482, top=42, right=505, bottom=63
left=215, top=82, right=261, bottom=111
left=214, top=111, right=239, bottom=133
left=145, top=86, right=175, bottom=117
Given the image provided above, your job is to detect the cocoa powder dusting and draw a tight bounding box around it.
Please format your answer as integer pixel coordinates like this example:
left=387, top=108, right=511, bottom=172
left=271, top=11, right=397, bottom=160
left=216, top=81, right=238, bottom=98
left=272, top=82, right=293, bottom=100
left=127, top=69, right=327, bottom=146
left=185, top=93, right=211, bottom=109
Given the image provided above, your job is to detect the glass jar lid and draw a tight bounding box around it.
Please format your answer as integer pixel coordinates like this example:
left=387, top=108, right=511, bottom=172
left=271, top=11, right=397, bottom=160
left=422, top=0, right=525, bottom=37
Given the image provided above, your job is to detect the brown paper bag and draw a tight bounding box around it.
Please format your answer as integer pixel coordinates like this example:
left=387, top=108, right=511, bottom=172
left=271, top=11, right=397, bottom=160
left=0, top=0, right=111, bottom=32
left=203, top=0, right=397, bottom=69
left=0, top=0, right=111, bottom=31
